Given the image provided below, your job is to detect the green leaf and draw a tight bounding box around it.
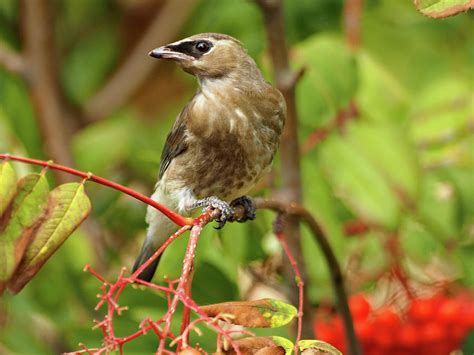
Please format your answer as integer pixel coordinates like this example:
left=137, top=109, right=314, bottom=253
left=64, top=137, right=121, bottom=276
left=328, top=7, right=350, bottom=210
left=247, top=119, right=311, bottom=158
left=409, top=79, right=472, bottom=142
left=188, top=0, right=263, bottom=57
left=347, top=121, right=421, bottom=201
left=409, top=79, right=473, bottom=168
left=416, top=175, right=459, bottom=241
left=0, top=161, right=17, bottom=216
left=72, top=112, right=135, bottom=175
left=1, top=174, right=49, bottom=241
left=455, top=244, right=474, bottom=286
left=355, top=51, right=409, bottom=122
left=319, top=133, right=401, bottom=229
left=201, top=298, right=297, bottom=328
left=401, top=217, right=444, bottom=262
left=0, top=70, right=43, bottom=158
left=57, top=0, right=112, bottom=38
left=61, top=27, right=118, bottom=104
left=264, top=300, right=297, bottom=328
left=299, top=339, right=342, bottom=354
left=191, top=262, right=239, bottom=305
left=8, top=183, right=91, bottom=293
left=414, top=0, right=473, bottom=18
left=220, top=221, right=249, bottom=264
left=294, top=35, right=357, bottom=127
left=0, top=173, right=49, bottom=292
left=362, top=2, right=472, bottom=93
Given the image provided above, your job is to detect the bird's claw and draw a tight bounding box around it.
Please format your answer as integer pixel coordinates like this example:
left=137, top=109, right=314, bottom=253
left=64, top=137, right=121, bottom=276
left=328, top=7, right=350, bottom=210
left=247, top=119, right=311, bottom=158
left=192, top=196, right=234, bottom=229
left=230, top=196, right=256, bottom=223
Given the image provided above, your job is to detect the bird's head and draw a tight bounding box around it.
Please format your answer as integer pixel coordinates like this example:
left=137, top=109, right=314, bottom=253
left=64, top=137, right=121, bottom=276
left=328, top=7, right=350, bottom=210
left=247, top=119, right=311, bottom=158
left=149, top=33, right=253, bottom=78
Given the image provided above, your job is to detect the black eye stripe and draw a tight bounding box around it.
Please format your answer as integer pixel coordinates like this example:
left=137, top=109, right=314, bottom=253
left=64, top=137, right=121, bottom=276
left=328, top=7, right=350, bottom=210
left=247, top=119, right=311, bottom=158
left=167, top=40, right=213, bottom=59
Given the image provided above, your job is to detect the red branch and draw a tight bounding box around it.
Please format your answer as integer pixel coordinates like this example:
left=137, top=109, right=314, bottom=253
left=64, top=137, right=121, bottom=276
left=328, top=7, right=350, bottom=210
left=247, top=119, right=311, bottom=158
left=0, top=153, right=192, bottom=227
left=131, top=225, right=191, bottom=281
left=273, top=216, right=304, bottom=355
left=74, top=213, right=245, bottom=354
left=3, top=155, right=315, bottom=353
left=158, top=219, right=205, bottom=353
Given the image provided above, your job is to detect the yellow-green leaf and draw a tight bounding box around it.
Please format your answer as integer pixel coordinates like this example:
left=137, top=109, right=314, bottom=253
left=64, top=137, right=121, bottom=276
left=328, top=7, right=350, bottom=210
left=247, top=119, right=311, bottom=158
left=272, top=336, right=294, bottom=354
left=0, top=161, right=17, bottom=216
left=8, top=183, right=91, bottom=293
left=299, top=340, right=342, bottom=354
left=201, top=298, right=297, bottom=328
left=414, top=0, right=473, bottom=18
left=0, top=173, right=49, bottom=293
left=1, top=174, right=49, bottom=241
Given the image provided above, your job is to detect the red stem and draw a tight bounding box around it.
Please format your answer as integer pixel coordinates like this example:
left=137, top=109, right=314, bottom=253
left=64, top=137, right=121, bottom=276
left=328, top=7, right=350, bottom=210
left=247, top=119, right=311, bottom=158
left=130, top=225, right=191, bottom=280
left=0, top=154, right=193, bottom=226
left=274, top=225, right=303, bottom=355
left=2, top=154, right=251, bottom=353
left=178, top=280, right=193, bottom=350
left=158, top=221, right=206, bottom=353
left=386, top=235, right=414, bottom=299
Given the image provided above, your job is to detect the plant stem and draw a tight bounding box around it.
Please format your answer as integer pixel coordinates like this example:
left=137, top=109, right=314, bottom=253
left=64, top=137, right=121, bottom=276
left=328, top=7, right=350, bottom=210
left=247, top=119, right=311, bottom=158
left=0, top=154, right=192, bottom=226
left=257, top=198, right=362, bottom=355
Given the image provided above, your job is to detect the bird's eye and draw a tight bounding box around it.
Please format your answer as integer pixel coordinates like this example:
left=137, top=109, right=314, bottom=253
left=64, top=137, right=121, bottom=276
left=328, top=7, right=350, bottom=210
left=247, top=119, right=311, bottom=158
left=195, top=41, right=211, bottom=53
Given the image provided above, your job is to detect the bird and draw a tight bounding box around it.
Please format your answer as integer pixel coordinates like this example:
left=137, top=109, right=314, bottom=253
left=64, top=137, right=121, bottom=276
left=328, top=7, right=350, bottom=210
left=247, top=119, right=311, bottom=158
left=132, top=33, right=286, bottom=282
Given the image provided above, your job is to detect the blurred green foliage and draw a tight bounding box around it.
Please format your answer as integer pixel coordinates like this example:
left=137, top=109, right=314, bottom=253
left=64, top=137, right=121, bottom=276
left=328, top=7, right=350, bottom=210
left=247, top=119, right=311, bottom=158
left=0, top=0, right=473, bottom=353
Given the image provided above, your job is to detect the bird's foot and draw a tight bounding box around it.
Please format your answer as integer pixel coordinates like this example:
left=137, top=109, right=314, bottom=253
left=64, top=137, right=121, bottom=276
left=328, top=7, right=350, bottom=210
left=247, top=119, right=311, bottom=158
left=230, top=196, right=256, bottom=223
left=191, top=196, right=234, bottom=229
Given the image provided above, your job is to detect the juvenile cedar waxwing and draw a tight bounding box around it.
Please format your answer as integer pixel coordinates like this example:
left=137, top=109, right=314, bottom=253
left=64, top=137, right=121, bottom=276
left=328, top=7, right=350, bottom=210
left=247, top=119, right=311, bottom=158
left=132, top=33, right=286, bottom=281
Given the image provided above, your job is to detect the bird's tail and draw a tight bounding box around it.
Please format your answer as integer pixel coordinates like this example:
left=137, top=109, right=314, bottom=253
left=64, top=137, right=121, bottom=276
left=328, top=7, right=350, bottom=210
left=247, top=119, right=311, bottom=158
left=132, top=199, right=179, bottom=282
left=132, top=240, right=162, bottom=282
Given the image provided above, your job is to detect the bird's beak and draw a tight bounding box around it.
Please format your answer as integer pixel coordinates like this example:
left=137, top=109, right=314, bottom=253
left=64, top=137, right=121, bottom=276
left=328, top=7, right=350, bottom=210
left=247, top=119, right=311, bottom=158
left=149, top=46, right=194, bottom=61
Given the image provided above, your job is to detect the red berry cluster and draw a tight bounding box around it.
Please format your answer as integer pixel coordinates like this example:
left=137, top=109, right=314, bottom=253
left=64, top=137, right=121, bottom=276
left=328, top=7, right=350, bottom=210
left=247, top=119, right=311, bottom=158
left=314, top=292, right=474, bottom=355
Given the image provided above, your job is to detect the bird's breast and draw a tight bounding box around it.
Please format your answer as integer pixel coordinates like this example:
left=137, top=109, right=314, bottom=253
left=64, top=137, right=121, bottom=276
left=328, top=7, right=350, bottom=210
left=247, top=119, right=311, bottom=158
left=175, top=90, right=283, bottom=200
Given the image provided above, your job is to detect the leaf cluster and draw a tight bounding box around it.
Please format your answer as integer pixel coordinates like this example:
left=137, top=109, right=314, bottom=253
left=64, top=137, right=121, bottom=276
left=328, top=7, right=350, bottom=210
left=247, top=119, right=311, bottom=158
left=0, top=162, right=91, bottom=295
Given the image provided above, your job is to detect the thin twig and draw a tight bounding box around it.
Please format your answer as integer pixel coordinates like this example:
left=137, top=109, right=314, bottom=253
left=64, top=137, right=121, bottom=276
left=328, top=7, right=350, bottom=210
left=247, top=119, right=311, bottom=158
left=158, top=220, right=206, bottom=353
left=130, top=226, right=192, bottom=281
left=178, top=272, right=194, bottom=351
left=83, top=0, right=199, bottom=121
left=273, top=216, right=304, bottom=355
left=256, top=198, right=362, bottom=355
left=0, top=154, right=193, bottom=226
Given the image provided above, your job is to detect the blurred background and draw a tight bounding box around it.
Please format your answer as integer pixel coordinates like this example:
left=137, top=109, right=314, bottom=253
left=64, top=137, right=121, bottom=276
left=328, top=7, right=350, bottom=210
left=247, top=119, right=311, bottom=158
left=0, top=0, right=472, bottom=353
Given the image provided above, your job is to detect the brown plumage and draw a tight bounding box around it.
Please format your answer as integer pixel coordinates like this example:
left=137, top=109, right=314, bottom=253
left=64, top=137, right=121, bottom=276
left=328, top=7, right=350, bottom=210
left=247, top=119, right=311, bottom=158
left=133, top=33, right=286, bottom=281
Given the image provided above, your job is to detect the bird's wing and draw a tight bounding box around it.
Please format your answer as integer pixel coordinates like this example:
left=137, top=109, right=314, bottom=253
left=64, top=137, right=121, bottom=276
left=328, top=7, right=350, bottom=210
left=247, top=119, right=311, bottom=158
left=158, top=104, right=190, bottom=179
